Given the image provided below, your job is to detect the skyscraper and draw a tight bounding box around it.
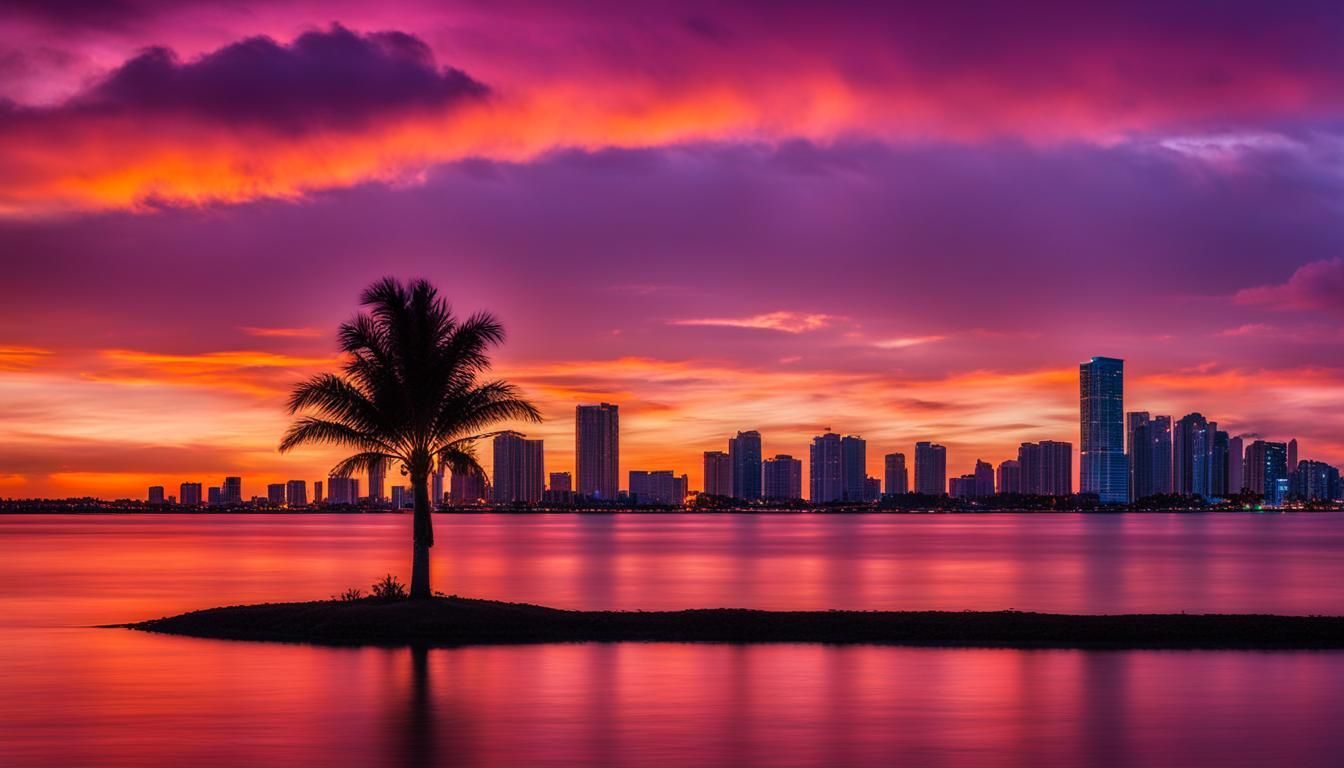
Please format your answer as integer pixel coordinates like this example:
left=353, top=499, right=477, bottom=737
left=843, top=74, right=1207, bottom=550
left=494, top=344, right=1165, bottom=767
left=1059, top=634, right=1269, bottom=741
left=1173, top=413, right=1210, bottom=497
left=1245, top=440, right=1288, bottom=506
left=1228, top=435, right=1245, bottom=493
left=1149, top=416, right=1173, bottom=495
left=1039, top=441, right=1073, bottom=496
left=267, top=483, right=286, bottom=504
left=1288, top=439, right=1299, bottom=477
left=762, top=455, right=803, bottom=500
left=703, top=451, right=732, bottom=497
left=449, top=471, right=488, bottom=505
left=326, top=476, right=359, bottom=505
left=313, top=480, right=323, bottom=504
left=974, top=460, right=995, bottom=497
left=1080, top=356, right=1126, bottom=503
left=148, top=486, right=165, bottom=505
left=1209, top=428, right=1230, bottom=498
left=285, top=479, right=307, bottom=507
left=996, top=460, right=1021, bottom=494
left=914, top=442, right=946, bottom=496
left=884, top=452, right=908, bottom=496
left=179, top=482, right=202, bottom=507
left=840, top=435, right=867, bottom=502
left=549, top=472, right=572, bottom=493
left=431, top=467, right=445, bottom=506
left=576, top=403, right=619, bottom=500
left=493, top=431, right=545, bottom=504
left=1295, top=460, right=1340, bottom=502
left=368, top=460, right=387, bottom=503
left=1017, top=442, right=1041, bottom=494
left=810, top=433, right=843, bottom=503
left=222, top=476, right=242, bottom=505
left=1126, top=411, right=1150, bottom=502
left=729, top=430, right=763, bottom=500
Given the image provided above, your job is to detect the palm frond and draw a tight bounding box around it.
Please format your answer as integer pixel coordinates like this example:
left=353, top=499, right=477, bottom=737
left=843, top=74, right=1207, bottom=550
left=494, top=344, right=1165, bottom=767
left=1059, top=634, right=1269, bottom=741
left=279, top=416, right=391, bottom=454
left=329, top=451, right=400, bottom=479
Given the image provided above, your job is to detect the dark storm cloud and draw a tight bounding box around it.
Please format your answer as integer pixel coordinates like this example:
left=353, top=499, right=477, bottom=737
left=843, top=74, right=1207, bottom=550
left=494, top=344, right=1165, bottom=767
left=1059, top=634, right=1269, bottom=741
left=67, top=24, right=486, bottom=129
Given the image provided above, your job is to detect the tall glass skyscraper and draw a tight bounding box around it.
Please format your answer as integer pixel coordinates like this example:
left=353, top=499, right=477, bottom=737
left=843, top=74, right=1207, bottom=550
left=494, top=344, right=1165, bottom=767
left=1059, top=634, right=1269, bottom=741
left=1079, top=356, right=1126, bottom=503
left=576, top=403, right=619, bottom=500
left=729, top=430, right=763, bottom=500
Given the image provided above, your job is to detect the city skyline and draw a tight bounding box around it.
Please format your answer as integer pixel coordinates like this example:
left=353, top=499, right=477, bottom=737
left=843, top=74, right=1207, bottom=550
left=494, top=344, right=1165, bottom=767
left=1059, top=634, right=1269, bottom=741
left=4, top=5, right=1344, bottom=499
left=107, top=351, right=1337, bottom=506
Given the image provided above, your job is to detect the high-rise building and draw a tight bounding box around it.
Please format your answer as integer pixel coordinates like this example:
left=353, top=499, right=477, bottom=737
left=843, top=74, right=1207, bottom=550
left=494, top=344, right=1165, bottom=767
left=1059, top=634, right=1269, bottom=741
left=1131, top=416, right=1174, bottom=500
left=391, top=486, right=407, bottom=509
left=1017, top=442, right=1041, bottom=494
left=810, top=433, right=843, bottom=503
left=974, top=460, right=995, bottom=497
left=840, top=435, right=867, bottom=502
left=762, top=455, right=803, bottom=500
left=863, top=477, right=882, bottom=502
left=914, top=442, right=947, bottom=496
left=449, top=471, right=488, bottom=505
left=222, top=476, right=242, bottom=505
left=1149, top=416, right=1173, bottom=495
left=266, top=483, right=286, bottom=504
left=996, top=460, right=1021, bottom=494
left=179, top=482, right=202, bottom=507
left=431, top=467, right=445, bottom=506
left=949, top=475, right=977, bottom=499
left=576, top=403, right=619, bottom=500
left=286, top=479, right=308, bottom=507
left=148, top=486, right=165, bottom=505
left=884, top=453, right=908, bottom=496
left=1295, top=460, right=1340, bottom=502
left=207, top=486, right=222, bottom=506
left=1126, top=411, right=1150, bottom=502
left=1018, top=441, right=1072, bottom=495
left=1080, top=356, right=1126, bottom=503
left=313, top=481, right=323, bottom=504
left=1245, top=440, right=1288, bottom=506
left=703, top=451, right=732, bottom=497
left=1288, top=439, right=1299, bottom=477
left=1039, top=441, right=1073, bottom=496
left=1209, top=428, right=1229, bottom=498
left=1228, top=435, right=1245, bottom=493
left=325, top=476, right=359, bottom=505
left=1173, top=413, right=1210, bottom=497
left=628, top=470, right=686, bottom=506
left=729, top=430, right=763, bottom=500
left=493, top=431, right=545, bottom=504
left=368, top=460, right=387, bottom=504
left=549, top=472, right=572, bottom=492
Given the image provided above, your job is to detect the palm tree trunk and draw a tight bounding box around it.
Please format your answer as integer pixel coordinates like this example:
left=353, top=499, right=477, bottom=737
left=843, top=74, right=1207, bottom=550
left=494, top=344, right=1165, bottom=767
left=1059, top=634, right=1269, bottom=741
left=410, top=475, right=434, bottom=599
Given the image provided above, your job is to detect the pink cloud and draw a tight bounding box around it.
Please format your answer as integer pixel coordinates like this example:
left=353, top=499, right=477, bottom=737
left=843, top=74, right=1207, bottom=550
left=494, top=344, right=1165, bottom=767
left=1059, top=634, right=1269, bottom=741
left=1235, top=258, right=1344, bottom=315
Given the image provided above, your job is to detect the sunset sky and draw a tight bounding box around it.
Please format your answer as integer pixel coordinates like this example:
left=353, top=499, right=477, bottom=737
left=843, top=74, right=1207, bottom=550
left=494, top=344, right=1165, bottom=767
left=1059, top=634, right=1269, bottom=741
left=2, top=1, right=1343, bottom=499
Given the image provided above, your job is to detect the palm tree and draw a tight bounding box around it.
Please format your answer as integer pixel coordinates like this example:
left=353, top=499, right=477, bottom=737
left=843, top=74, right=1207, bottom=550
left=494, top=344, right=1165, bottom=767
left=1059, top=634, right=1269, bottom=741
left=280, top=278, right=540, bottom=599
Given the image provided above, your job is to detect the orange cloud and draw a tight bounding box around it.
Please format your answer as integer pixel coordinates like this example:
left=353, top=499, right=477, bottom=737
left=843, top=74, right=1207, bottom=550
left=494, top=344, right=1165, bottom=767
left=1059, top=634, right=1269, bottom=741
left=0, top=345, right=52, bottom=371
left=669, top=312, right=838, bottom=333
left=240, top=326, right=323, bottom=338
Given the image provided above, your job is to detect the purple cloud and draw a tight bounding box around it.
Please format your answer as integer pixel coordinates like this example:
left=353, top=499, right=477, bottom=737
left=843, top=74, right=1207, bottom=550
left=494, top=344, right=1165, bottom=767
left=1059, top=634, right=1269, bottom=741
left=68, top=24, right=486, bottom=130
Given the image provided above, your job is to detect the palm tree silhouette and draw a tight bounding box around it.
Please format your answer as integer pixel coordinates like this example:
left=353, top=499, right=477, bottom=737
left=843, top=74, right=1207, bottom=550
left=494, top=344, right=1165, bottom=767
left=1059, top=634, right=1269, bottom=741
left=281, top=277, right=540, bottom=598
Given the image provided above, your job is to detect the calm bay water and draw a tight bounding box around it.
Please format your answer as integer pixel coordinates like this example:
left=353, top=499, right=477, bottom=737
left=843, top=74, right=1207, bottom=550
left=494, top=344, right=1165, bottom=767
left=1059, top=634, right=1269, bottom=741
left=1, top=512, right=1342, bottom=767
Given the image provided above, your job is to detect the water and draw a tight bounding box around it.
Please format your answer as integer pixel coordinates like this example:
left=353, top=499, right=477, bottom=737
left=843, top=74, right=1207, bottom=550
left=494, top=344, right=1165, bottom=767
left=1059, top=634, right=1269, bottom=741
left=2, top=513, right=1342, bottom=767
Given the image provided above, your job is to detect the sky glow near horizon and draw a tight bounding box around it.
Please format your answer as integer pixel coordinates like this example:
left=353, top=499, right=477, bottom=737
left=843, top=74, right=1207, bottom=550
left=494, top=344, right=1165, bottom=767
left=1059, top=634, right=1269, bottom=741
left=1, top=1, right=1343, bottom=498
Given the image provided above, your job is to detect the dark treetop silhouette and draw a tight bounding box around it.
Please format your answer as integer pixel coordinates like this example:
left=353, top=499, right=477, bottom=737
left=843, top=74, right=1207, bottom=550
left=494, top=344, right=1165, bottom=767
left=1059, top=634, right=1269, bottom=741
left=280, top=278, right=540, bottom=598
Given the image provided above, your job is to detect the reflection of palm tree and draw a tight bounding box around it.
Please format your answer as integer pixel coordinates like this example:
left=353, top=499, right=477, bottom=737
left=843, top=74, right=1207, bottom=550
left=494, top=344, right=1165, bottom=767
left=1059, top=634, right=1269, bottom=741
left=281, top=278, right=540, bottom=598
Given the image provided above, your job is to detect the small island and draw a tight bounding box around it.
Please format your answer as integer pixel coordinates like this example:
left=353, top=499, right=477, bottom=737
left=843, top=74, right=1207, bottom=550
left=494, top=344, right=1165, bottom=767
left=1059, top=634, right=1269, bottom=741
left=121, top=596, right=1344, bottom=650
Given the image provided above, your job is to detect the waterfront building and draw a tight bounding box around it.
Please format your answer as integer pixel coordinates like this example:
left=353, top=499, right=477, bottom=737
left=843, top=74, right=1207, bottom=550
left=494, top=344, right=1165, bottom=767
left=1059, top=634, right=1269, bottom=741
left=729, top=430, right=763, bottom=500
left=840, top=435, right=867, bottom=502
left=762, top=455, right=803, bottom=500
left=576, top=403, right=619, bottom=500
left=286, top=480, right=307, bottom=507
left=493, top=431, right=545, bottom=504
left=914, top=441, right=947, bottom=496
left=148, top=486, right=165, bottom=505
left=810, top=433, right=843, bottom=503
left=1080, top=356, right=1126, bottom=503
left=179, top=482, right=202, bottom=507
left=703, top=451, right=732, bottom=497
left=884, top=452, right=908, bottom=496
